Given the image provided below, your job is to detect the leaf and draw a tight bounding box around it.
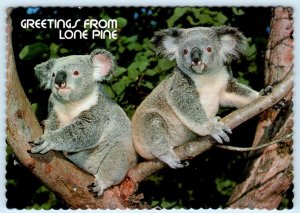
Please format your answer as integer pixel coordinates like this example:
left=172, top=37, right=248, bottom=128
left=215, top=177, right=237, bottom=196
left=215, top=12, right=228, bottom=25
left=113, top=67, right=127, bottom=77
left=116, top=17, right=128, bottom=28
left=247, top=62, right=257, bottom=73
left=158, top=59, right=176, bottom=71
left=142, top=81, right=154, bottom=89
left=151, top=200, right=160, bottom=207
left=59, top=48, right=69, bottom=54
left=245, top=44, right=257, bottom=60
left=128, top=62, right=139, bottom=80
left=232, top=7, right=245, bottom=16
left=161, top=199, right=177, bottom=209
left=31, top=103, right=39, bottom=114
left=102, top=84, right=115, bottom=98
left=187, top=14, right=212, bottom=25
left=167, top=7, right=189, bottom=27
left=19, top=42, right=49, bottom=60
left=123, top=35, right=138, bottom=44
left=137, top=60, right=149, bottom=71
left=146, top=69, right=158, bottom=76
left=127, top=42, right=143, bottom=51
left=50, top=43, right=60, bottom=58
left=111, top=76, right=131, bottom=95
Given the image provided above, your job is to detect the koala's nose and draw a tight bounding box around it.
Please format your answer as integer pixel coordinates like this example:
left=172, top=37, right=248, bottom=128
left=191, top=47, right=202, bottom=64
left=55, top=70, right=67, bottom=88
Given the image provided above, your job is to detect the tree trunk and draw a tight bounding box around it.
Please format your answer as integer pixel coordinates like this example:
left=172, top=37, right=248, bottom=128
left=6, top=7, right=293, bottom=209
left=227, top=7, right=293, bottom=209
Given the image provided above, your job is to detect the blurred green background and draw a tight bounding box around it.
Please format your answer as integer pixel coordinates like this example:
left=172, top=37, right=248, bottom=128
left=7, top=7, right=293, bottom=209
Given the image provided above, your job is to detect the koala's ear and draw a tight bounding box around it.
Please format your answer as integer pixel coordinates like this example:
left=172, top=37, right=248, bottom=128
left=214, top=26, right=247, bottom=63
left=151, top=28, right=183, bottom=60
left=90, top=49, right=116, bottom=81
left=34, top=59, right=56, bottom=90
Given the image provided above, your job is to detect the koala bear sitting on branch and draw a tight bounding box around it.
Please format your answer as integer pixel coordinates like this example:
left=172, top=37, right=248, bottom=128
left=30, top=49, right=137, bottom=196
left=132, top=26, right=261, bottom=169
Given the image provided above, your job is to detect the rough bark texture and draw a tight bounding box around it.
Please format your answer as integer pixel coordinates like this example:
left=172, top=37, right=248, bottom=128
left=227, top=7, right=293, bottom=209
left=6, top=7, right=294, bottom=209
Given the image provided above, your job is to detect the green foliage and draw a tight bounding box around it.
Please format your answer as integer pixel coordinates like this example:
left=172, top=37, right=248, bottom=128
left=167, top=7, right=228, bottom=27
left=27, top=186, right=59, bottom=210
left=215, top=177, right=237, bottom=196
left=232, top=7, right=245, bottom=16
left=8, top=6, right=277, bottom=209
left=19, top=42, right=48, bottom=60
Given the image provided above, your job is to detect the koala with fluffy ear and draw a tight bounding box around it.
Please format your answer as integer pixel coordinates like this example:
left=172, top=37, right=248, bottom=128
left=30, top=49, right=137, bottom=196
left=132, top=26, right=261, bottom=169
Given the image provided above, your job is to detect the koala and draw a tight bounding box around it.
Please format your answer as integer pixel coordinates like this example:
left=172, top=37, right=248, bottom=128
left=132, top=26, right=261, bottom=169
left=30, top=49, right=137, bottom=196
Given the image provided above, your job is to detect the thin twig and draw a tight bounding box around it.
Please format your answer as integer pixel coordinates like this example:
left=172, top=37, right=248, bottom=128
left=215, top=133, right=293, bottom=152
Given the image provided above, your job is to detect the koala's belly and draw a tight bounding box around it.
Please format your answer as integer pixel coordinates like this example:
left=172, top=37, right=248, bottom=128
left=65, top=149, right=100, bottom=175
left=64, top=139, right=115, bottom=175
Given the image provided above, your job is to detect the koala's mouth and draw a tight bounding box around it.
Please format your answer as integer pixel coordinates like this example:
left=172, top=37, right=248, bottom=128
left=55, top=85, right=72, bottom=96
left=191, top=62, right=206, bottom=73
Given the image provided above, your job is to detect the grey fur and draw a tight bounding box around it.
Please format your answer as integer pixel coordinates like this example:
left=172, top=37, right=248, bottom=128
left=31, top=49, right=137, bottom=196
left=132, top=26, right=260, bottom=169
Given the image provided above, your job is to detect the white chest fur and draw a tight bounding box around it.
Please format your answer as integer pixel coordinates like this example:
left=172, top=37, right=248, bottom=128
left=192, top=69, right=229, bottom=118
left=52, top=90, right=99, bottom=128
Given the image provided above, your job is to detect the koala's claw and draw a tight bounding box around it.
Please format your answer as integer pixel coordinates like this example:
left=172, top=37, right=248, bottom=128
left=163, top=157, right=184, bottom=169
left=29, top=137, right=53, bottom=154
left=209, top=119, right=231, bottom=144
left=182, top=160, right=189, bottom=167
left=87, top=183, right=99, bottom=197
left=260, top=85, right=273, bottom=96
left=169, top=161, right=185, bottom=169
left=211, top=130, right=230, bottom=144
left=89, top=175, right=110, bottom=197
left=158, top=151, right=185, bottom=169
left=273, top=99, right=287, bottom=109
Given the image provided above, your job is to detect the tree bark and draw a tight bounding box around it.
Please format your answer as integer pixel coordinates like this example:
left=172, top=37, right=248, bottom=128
left=227, top=7, right=293, bottom=209
left=6, top=7, right=293, bottom=209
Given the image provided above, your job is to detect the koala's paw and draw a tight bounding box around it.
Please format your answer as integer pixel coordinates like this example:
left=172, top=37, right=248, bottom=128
left=88, top=182, right=103, bottom=197
left=158, top=151, right=187, bottom=169
left=88, top=175, right=111, bottom=197
left=259, top=85, right=272, bottom=96
left=208, top=118, right=232, bottom=144
left=29, top=136, right=54, bottom=154
left=273, top=99, right=287, bottom=109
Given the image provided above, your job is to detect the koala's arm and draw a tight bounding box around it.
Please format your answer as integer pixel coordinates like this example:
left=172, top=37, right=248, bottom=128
left=220, top=79, right=259, bottom=108
left=43, top=102, right=59, bottom=132
left=166, top=71, right=230, bottom=141
left=31, top=106, right=109, bottom=154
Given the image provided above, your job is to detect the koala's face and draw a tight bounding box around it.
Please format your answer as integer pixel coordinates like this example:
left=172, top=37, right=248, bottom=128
left=34, top=49, right=115, bottom=103
left=152, top=26, right=247, bottom=75
left=49, top=56, right=95, bottom=102
left=176, top=29, right=222, bottom=74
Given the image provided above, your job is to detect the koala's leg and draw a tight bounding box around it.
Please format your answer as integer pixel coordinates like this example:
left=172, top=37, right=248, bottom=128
left=90, top=140, right=133, bottom=196
left=220, top=79, right=259, bottom=108
left=140, top=112, right=184, bottom=169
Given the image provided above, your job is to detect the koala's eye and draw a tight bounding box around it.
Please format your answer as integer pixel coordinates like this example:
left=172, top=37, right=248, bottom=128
left=183, top=49, right=189, bottom=55
left=206, top=47, right=212, bottom=53
left=52, top=73, right=55, bottom=78
left=73, top=70, right=80, bottom=76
